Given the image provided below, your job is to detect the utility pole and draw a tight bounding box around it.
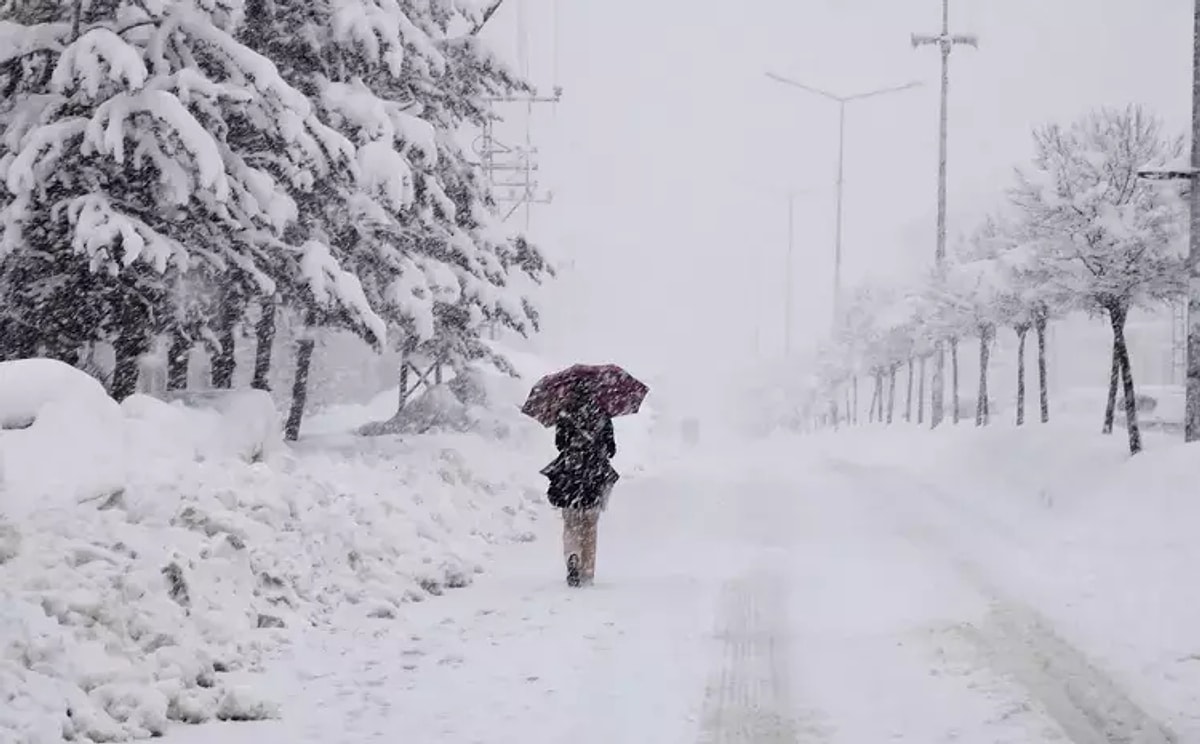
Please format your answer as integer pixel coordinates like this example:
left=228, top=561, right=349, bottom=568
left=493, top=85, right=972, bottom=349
left=785, top=191, right=795, bottom=355
left=1137, top=1, right=1200, bottom=440
left=765, top=73, right=921, bottom=331
left=911, top=0, right=977, bottom=428
left=478, top=88, right=562, bottom=224
left=473, top=0, right=563, bottom=340
left=1185, top=0, right=1200, bottom=441
left=475, top=0, right=562, bottom=227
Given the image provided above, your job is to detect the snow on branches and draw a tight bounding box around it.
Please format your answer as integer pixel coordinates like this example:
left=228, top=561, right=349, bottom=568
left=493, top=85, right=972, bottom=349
left=0, top=0, right=551, bottom=402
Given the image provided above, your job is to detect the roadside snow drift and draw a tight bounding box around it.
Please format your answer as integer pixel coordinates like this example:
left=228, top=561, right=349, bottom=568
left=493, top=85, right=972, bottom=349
left=0, top=359, right=549, bottom=744
left=803, top=422, right=1200, bottom=740
left=0, top=359, right=125, bottom=519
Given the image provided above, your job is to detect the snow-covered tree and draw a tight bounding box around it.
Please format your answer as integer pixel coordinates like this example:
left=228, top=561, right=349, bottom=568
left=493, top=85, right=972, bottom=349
left=238, top=0, right=550, bottom=382
left=912, top=266, right=973, bottom=424
left=0, top=0, right=383, bottom=399
left=1010, top=105, right=1187, bottom=454
left=989, top=216, right=1069, bottom=426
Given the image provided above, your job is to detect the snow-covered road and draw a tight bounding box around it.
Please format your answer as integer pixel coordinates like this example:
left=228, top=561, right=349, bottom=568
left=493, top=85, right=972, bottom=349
left=165, top=446, right=1178, bottom=744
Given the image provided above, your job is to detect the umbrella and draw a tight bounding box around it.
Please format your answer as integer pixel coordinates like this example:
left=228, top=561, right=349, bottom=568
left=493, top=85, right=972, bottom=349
left=521, top=364, right=649, bottom=427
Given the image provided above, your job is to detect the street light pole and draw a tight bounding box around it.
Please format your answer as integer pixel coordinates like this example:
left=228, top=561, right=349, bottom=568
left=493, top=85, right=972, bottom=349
left=911, top=0, right=978, bottom=429
left=834, top=104, right=846, bottom=325
left=786, top=190, right=795, bottom=355
left=765, top=74, right=922, bottom=330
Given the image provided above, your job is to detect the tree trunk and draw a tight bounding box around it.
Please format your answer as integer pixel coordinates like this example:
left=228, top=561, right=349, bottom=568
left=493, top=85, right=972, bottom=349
left=43, top=340, right=81, bottom=367
left=874, top=371, right=886, bottom=422
left=284, top=330, right=317, bottom=442
left=1036, top=315, right=1049, bottom=423
left=251, top=298, right=276, bottom=391
left=1015, top=326, right=1028, bottom=426
left=976, top=328, right=991, bottom=427
left=905, top=357, right=914, bottom=422
left=1103, top=337, right=1120, bottom=435
left=111, top=334, right=148, bottom=401
left=931, top=339, right=945, bottom=428
left=210, top=290, right=238, bottom=389
left=950, top=337, right=960, bottom=424
left=917, top=356, right=927, bottom=425
left=852, top=376, right=859, bottom=425
left=868, top=373, right=879, bottom=423
left=1110, top=304, right=1142, bottom=455
left=887, top=365, right=897, bottom=424
left=167, top=331, right=190, bottom=391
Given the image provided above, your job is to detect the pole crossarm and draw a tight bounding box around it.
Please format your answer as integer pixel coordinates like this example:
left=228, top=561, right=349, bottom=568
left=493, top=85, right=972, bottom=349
left=765, top=72, right=921, bottom=103
left=1137, top=167, right=1198, bottom=181
left=911, top=32, right=978, bottom=49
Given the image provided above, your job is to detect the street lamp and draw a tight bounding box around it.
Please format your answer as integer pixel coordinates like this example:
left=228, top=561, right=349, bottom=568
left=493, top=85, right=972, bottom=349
left=765, top=73, right=922, bottom=329
left=782, top=186, right=820, bottom=355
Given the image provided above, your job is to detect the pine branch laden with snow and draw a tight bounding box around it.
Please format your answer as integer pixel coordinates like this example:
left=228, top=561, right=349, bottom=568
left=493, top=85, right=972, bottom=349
left=298, top=239, right=387, bottom=348
left=0, top=5, right=357, bottom=364
left=239, top=0, right=548, bottom=373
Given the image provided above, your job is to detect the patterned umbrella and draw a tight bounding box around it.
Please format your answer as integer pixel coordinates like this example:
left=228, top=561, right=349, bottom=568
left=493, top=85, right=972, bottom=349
left=521, top=364, right=649, bottom=427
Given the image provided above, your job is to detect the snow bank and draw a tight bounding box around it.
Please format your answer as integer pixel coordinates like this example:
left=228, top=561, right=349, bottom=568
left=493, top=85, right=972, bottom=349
left=0, top=360, right=547, bottom=743
left=123, top=390, right=284, bottom=464
left=806, top=422, right=1200, bottom=739
left=0, top=360, right=125, bottom=521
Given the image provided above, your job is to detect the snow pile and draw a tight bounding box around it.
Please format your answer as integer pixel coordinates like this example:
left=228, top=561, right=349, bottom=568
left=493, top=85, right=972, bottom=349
left=0, top=359, right=126, bottom=520
left=123, top=390, right=285, bottom=464
left=807, top=423, right=1200, bottom=739
left=0, top=359, right=548, bottom=743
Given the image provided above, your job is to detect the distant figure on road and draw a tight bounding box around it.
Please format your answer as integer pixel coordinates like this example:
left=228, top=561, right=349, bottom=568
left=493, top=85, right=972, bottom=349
left=542, top=384, right=618, bottom=587
left=681, top=417, right=700, bottom=447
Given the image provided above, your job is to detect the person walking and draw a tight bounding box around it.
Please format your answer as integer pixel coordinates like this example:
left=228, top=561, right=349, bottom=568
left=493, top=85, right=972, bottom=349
left=522, top=364, right=648, bottom=587
left=542, top=385, right=618, bottom=587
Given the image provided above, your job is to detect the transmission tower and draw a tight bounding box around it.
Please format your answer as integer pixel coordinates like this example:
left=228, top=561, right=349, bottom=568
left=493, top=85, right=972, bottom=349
left=473, top=0, right=562, bottom=233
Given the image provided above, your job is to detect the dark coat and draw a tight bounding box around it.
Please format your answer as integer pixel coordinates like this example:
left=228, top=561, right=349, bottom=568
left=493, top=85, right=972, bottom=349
left=541, top=405, right=618, bottom=510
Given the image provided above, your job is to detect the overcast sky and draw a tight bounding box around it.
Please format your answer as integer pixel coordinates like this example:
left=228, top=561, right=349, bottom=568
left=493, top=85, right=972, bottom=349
left=482, top=0, right=1193, bottom=400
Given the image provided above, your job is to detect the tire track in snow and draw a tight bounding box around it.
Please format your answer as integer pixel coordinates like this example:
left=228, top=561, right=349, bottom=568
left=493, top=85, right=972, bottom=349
left=825, top=458, right=1178, bottom=744
left=698, top=571, right=821, bottom=744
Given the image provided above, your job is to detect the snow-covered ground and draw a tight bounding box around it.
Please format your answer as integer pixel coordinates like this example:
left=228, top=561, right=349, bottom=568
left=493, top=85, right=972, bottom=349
left=6, top=357, right=1197, bottom=743
left=149, top=420, right=1195, bottom=744
left=0, top=358, right=576, bottom=743
left=805, top=421, right=1200, bottom=741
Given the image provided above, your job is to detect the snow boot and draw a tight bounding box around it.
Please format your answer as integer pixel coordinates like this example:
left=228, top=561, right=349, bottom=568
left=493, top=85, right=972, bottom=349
left=566, top=553, right=581, bottom=587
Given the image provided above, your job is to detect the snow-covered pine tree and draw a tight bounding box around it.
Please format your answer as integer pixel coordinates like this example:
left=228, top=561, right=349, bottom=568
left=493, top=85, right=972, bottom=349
left=0, top=0, right=385, bottom=399
left=239, top=0, right=550, bottom=396
left=1010, top=105, right=1187, bottom=454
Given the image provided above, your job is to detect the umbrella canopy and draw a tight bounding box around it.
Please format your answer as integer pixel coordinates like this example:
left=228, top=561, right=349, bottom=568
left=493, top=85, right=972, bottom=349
left=521, top=364, right=649, bottom=427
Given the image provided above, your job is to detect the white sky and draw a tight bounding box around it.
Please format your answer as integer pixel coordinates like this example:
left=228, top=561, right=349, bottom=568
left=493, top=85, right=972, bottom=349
left=482, top=0, right=1193, bottom=401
